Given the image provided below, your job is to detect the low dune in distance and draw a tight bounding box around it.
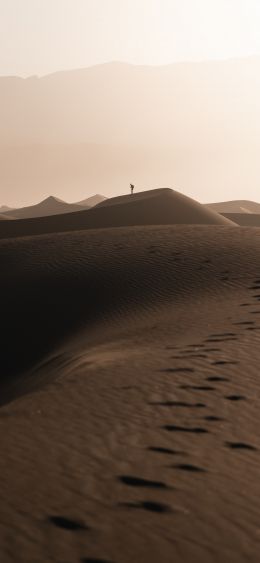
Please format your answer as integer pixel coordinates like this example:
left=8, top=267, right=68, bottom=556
left=1, top=224, right=260, bottom=562
left=221, top=212, right=260, bottom=226
left=0, top=188, right=235, bottom=240
left=0, top=205, right=14, bottom=213
left=207, top=200, right=260, bottom=214
left=76, top=194, right=107, bottom=207
left=0, top=214, right=14, bottom=220
left=3, top=195, right=88, bottom=219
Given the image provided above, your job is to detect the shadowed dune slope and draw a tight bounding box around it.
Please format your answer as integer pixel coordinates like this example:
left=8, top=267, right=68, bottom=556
left=0, top=223, right=257, bottom=396
left=3, top=195, right=88, bottom=219
left=221, top=213, right=260, bottom=226
left=0, top=188, right=235, bottom=240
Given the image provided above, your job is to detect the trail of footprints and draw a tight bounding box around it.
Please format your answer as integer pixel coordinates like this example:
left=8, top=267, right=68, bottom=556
left=117, top=274, right=260, bottom=516
left=45, top=276, right=260, bottom=558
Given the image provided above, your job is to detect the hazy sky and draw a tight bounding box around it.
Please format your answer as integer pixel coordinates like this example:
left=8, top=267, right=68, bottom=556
left=1, top=0, right=260, bottom=76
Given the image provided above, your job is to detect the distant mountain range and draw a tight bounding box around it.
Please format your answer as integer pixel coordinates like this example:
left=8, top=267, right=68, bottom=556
left=1, top=59, right=260, bottom=203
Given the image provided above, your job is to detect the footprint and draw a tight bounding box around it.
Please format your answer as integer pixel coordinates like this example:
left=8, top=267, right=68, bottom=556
left=82, top=559, right=114, bottom=563
left=118, top=476, right=168, bottom=489
left=150, top=401, right=206, bottom=408
left=147, top=446, right=185, bottom=456
left=212, top=360, right=238, bottom=366
left=226, top=395, right=247, bottom=401
left=205, top=348, right=221, bottom=352
left=204, top=415, right=223, bottom=422
left=180, top=385, right=216, bottom=391
left=172, top=464, right=206, bottom=473
left=225, top=442, right=257, bottom=451
left=205, top=337, right=238, bottom=343
left=246, top=327, right=260, bottom=331
left=161, top=367, right=194, bottom=373
left=121, top=501, right=172, bottom=513
left=163, top=425, right=209, bottom=433
left=209, top=333, right=236, bottom=338
left=48, top=516, right=88, bottom=531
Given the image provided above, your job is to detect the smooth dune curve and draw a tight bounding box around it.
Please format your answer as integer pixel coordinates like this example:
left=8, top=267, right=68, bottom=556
left=0, top=188, right=235, bottom=240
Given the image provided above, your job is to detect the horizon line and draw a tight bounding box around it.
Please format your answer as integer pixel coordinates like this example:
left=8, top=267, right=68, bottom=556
left=1, top=54, right=259, bottom=80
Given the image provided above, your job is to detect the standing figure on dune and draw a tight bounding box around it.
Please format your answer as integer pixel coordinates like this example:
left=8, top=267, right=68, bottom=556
left=130, top=184, right=135, bottom=195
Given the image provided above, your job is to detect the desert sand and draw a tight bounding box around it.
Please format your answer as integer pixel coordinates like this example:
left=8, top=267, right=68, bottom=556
left=0, top=188, right=260, bottom=562
left=0, top=213, right=14, bottom=220
left=0, top=188, right=235, bottom=240
left=221, top=213, right=260, bottom=227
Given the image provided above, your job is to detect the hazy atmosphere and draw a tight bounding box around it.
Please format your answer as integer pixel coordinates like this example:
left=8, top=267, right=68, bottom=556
left=1, top=0, right=260, bottom=206
left=2, top=0, right=260, bottom=76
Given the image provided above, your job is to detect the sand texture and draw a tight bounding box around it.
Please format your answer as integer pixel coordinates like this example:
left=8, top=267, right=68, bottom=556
left=1, top=223, right=260, bottom=562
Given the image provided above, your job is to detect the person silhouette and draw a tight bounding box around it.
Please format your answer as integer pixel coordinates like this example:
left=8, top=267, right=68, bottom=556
left=130, top=184, right=134, bottom=195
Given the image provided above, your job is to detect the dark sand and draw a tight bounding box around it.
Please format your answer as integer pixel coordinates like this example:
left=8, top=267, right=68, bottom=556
left=1, top=223, right=260, bottom=562
left=222, top=213, right=260, bottom=226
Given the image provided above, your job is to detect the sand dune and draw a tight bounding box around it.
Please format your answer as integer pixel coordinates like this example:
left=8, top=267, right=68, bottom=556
left=207, top=200, right=260, bottom=214
left=221, top=212, right=260, bottom=226
left=0, top=205, right=14, bottom=213
left=2, top=195, right=88, bottom=219
left=0, top=214, right=14, bottom=220
left=0, top=188, right=235, bottom=240
left=76, top=194, right=107, bottom=207
left=1, top=224, right=260, bottom=562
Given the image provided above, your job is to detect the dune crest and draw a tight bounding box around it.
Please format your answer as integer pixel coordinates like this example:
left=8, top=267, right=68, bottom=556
left=3, top=195, right=88, bottom=219
left=0, top=188, right=235, bottom=240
